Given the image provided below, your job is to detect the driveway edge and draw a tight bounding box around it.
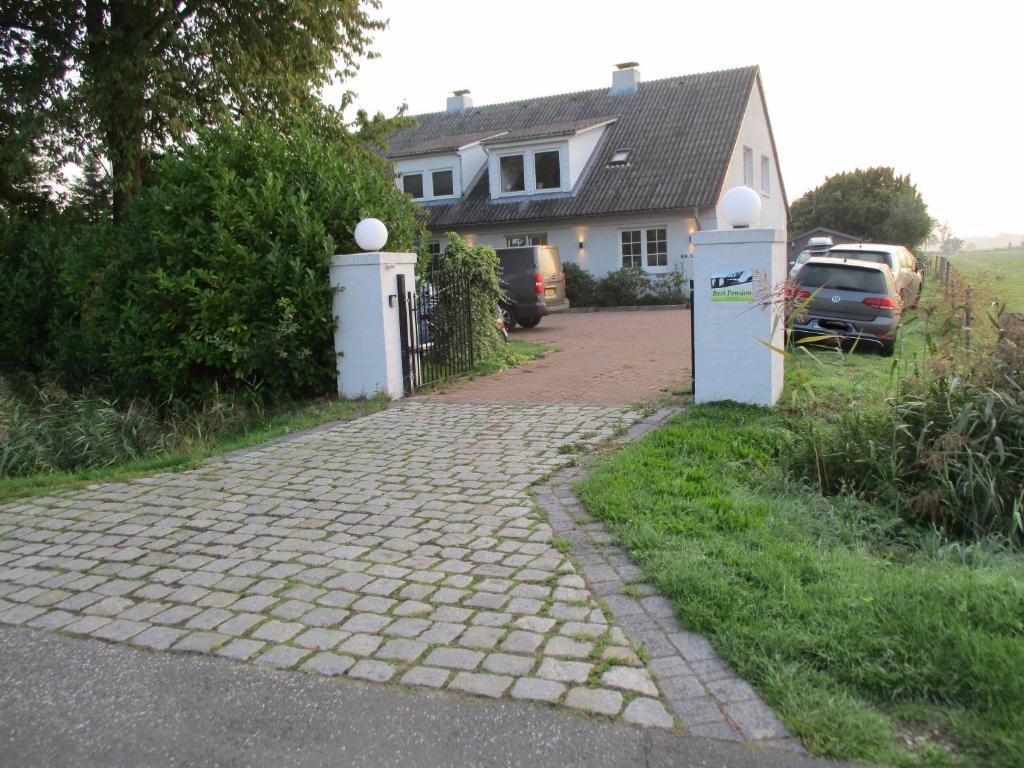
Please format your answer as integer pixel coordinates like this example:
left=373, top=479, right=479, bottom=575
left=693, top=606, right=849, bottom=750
left=532, top=404, right=805, bottom=752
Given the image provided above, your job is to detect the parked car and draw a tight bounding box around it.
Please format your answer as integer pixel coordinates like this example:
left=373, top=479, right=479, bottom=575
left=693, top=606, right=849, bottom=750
left=789, top=236, right=834, bottom=273
left=494, top=245, right=569, bottom=329
left=790, top=256, right=903, bottom=356
left=824, top=243, right=922, bottom=307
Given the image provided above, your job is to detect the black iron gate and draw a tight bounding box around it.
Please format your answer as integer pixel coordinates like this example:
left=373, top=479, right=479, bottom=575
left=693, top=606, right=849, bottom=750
left=396, top=271, right=476, bottom=394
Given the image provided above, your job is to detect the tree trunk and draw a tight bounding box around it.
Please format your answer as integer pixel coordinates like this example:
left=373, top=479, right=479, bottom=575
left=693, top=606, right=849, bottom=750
left=84, top=0, right=153, bottom=223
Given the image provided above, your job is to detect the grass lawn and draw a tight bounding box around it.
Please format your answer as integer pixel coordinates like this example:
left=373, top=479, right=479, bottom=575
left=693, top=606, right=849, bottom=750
left=943, top=248, right=1024, bottom=313
left=576, top=296, right=1024, bottom=767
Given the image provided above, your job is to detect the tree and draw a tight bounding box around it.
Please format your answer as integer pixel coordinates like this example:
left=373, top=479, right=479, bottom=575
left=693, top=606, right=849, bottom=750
left=931, top=222, right=964, bottom=254
left=2, top=1, right=383, bottom=219
left=789, top=167, right=933, bottom=249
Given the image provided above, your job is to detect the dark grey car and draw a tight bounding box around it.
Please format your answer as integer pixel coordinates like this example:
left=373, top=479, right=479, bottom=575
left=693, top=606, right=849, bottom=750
left=494, top=245, right=569, bottom=329
left=791, top=257, right=903, bottom=356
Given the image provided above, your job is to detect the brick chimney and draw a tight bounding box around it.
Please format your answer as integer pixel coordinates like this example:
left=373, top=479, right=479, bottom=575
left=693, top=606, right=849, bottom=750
left=447, top=89, right=473, bottom=113
left=610, top=62, right=640, bottom=96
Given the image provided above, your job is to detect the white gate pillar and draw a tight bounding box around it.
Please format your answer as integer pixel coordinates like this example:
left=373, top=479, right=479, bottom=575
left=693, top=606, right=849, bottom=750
left=691, top=188, right=785, bottom=406
left=329, top=249, right=417, bottom=401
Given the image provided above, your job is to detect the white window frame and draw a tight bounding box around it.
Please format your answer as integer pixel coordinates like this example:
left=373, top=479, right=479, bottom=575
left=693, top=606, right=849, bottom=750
left=760, top=155, right=770, bottom=195
left=505, top=232, right=548, bottom=248
left=620, top=226, right=670, bottom=272
left=402, top=172, right=425, bottom=200
left=494, top=145, right=566, bottom=198
left=743, top=146, right=754, bottom=187
left=397, top=166, right=458, bottom=201
left=430, top=168, right=457, bottom=199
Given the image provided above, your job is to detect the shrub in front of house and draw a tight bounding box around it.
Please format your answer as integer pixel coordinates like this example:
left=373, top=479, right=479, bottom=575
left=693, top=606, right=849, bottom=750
left=0, top=113, right=423, bottom=403
left=564, top=264, right=688, bottom=307
left=431, top=234, right=504, bottom=362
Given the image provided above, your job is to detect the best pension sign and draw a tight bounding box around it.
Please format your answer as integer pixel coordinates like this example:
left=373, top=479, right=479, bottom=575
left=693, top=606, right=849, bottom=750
left=710, top=269, right=753, bottom=302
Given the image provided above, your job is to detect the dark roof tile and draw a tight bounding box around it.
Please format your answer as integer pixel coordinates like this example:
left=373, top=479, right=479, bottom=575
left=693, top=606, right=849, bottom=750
left=387, top=66, right=758, bottom=228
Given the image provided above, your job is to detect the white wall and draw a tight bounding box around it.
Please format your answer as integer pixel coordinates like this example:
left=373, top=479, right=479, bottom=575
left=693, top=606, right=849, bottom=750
left=442, top=210, right=704, bottom=289
left=459, top=144, right=488, bottom=193
left=718, top=80, right=787, bottom=231
left=691, top=228, right=785, bottom=406
left=567, top=124, right=609, bottom=188
left=394, top=153, right=462, bottom=201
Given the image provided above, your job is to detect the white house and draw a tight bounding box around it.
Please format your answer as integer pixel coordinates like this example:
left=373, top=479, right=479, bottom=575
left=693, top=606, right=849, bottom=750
left=386, top=64, right=787, bottom=283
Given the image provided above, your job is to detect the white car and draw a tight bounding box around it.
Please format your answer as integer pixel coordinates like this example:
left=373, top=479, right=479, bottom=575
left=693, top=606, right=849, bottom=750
left=824, top=243, right=923, bottom=307
left=789, top=236, right=834, bottom=273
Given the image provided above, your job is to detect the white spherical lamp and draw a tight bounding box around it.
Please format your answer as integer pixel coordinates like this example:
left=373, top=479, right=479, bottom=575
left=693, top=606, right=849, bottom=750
left=354, top=218, right=388, bottom=251
left=719, top=186, right=762, bottom=229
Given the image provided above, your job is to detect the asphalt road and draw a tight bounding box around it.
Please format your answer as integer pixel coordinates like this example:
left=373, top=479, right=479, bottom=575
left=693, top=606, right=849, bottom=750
left=0, top=626, right=845, bottom=768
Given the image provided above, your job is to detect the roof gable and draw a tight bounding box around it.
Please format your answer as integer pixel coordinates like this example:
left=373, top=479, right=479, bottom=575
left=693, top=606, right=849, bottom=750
left=387, top=66, right=759, bottom=228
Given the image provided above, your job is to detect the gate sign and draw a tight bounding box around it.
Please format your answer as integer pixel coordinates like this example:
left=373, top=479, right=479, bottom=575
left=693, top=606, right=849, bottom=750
left=710, top=269, right=753, bottom=302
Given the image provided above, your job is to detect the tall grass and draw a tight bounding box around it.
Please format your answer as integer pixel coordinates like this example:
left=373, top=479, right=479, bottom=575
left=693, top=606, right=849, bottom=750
left=1, top=378, right=270, bottom=478
left=784, top=260, right=1024, bottom=545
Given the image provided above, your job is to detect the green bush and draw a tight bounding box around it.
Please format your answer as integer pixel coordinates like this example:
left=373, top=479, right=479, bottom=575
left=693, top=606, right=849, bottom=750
left=593, top=266, right=651, bottom=306
left=87, top=114, right=423, bottom=401
left=433, top=234, right=503, bottom=362
left=563, top=262, right=597, bottom=307
left=563, top=264, right=688, bottom=307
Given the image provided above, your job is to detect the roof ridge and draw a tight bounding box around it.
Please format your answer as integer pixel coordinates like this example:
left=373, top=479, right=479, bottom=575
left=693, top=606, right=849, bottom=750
left=407, top=65, right=759, bottom=119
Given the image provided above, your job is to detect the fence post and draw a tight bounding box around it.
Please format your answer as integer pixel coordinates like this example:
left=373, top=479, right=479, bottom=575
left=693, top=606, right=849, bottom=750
left=964, top=285, right=972, bottom=353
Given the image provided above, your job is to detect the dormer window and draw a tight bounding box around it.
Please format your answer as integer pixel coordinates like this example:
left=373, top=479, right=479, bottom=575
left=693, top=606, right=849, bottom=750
left=494, top=147, right=566, bottom=197
left=500, top=155, right=525, bottom=193
left=608, top=148, right=630, bottom=166
left=402, top=173, right=424, bottom=199
left=534, top=151, right=561, bottom=189
left=432, top=169, right=454, bottom=197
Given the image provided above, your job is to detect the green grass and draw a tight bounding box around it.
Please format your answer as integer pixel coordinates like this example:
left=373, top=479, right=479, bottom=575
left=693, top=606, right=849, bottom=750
left=943, top=249, right=1024, bottom=313
left=577, top=404, right=1023, bottom=767
left=575, top=290, right=1024, bottom=766
left=0, top=396, right=386, bottom=502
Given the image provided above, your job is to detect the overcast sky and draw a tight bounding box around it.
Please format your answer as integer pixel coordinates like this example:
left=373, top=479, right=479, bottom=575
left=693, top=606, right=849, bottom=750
left=326, top=0, right=1021, bottom=237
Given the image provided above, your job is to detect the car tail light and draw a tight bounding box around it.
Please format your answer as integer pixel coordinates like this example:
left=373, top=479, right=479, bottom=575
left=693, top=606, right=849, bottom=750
left=863, top=297, right=897, bottom=309
left=786, top=288, right=811, bottom=300
left=535, top=273, right=544, bottom=295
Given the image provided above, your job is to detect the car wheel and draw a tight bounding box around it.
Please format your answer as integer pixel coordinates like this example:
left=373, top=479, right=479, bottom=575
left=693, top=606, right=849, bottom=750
left=517, top=317, right=541, bottom=329
left=879, top=341, right=895, bottom=357
left=500, top=304, right=517, bottom=331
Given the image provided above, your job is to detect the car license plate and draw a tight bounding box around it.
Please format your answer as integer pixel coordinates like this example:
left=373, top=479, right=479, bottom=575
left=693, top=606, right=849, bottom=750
left=545, top=287, right=556, bottom=297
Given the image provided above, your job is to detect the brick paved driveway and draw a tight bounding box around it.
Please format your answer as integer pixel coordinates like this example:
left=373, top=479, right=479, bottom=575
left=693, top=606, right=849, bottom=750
left=425, top=308, right=691, bottom=404
left=0, top=403, right=677, bottom=726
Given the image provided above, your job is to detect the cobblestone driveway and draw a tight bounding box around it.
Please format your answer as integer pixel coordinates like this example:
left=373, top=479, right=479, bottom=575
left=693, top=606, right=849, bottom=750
left=0, top=403, right=677, bottom=727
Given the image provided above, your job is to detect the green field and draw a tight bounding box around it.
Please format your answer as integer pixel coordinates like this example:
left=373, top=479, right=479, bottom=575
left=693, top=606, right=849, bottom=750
left=942, top=248, right=1024, bottom=313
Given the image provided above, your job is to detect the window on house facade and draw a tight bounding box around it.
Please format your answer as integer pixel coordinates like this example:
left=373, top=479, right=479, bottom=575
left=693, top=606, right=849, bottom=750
left=743, top=147, right=754, bottom=187
left=500, top=155, right=525, bottom=193
left=761, top=155, right=770, bottom=195
left=621, top=230, right=642, bottom=268
left=622, top=228, right=668, bottom=269
left=534, top=151, right=561, bottom=190
left=427, top=240, right=442, bottom=258
left=403, top=173, right=424, bottom=199
left=646, top=228, right=667, bottom=267
left=432, top=170, right=454, bottom=197
left=505, top=233, right=548, bottom=247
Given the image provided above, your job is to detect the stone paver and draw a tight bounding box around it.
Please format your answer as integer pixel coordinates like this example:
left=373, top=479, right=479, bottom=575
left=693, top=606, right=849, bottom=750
left=0, top=399, right=794, bottom=747
left=534, top=435, right=798, bottom=748
left=422, top=309, right=690, bottom=404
